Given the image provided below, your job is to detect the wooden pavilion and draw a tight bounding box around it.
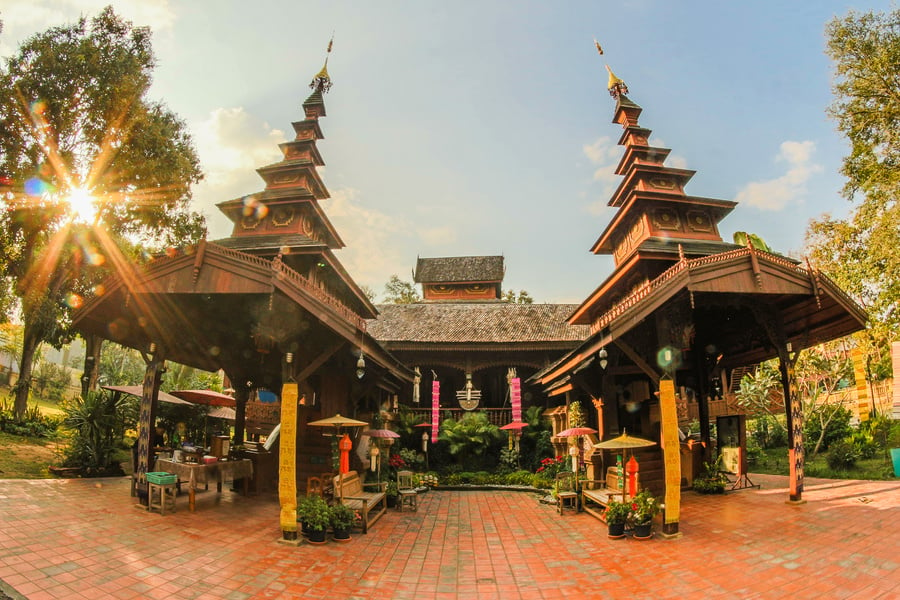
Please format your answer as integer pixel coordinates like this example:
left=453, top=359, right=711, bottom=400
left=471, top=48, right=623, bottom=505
left=72, top=48, right=413, bottom=530
left=530, top=66, right=867, bottom=535
left=367, top=255, right=589, bottom=425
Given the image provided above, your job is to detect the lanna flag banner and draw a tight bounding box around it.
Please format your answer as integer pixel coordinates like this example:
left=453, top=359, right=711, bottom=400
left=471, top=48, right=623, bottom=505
left=510, top=377, right=522, bottom=422
left=432, top=380, right=440, bottom=443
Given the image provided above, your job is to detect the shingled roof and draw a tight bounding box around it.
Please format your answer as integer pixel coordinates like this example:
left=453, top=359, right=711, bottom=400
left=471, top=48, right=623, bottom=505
left=413, top=256, right=505, bottom=284
left=368, top=303, right=590, bottom=344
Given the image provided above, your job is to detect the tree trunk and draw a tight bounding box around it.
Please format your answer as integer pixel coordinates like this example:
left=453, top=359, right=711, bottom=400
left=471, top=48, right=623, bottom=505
left=80, top=334, right=103, bottom=398
left=13, top=325, right=41, bottom=420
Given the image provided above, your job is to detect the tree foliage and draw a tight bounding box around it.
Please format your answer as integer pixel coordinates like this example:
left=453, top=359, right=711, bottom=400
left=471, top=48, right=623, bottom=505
left=807, top=9, right=900, bottom=379
left=0, top=7, right=205, bottom=417
left=382, top=274, right=420, bottom=304
left=501, top=289, right=534, bottom=304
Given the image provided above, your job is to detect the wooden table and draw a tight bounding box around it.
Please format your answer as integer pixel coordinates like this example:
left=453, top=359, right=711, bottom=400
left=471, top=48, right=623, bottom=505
left=155, top=459, right=253, bottom=511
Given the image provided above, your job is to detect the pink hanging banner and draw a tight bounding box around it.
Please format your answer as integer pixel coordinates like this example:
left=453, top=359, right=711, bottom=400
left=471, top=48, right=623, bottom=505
left=510, top=377, right=522, bottom=422
left=431, top=380, right=440, bottom=443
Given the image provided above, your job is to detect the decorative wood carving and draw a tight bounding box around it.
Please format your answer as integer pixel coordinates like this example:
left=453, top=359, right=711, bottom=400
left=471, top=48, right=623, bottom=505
left=686, top=210, right=712, bottom=232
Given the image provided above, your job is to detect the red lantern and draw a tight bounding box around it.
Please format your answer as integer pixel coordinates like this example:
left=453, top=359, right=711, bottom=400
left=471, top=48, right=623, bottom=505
left=626, top=455, right=639, bottom=498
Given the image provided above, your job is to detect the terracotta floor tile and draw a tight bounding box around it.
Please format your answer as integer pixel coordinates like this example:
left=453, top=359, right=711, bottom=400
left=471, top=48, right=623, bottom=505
left=1, top=474, right=898, bottom=599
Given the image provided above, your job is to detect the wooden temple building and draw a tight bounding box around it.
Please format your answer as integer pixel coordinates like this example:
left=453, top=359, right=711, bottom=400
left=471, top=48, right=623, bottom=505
left=530, top=66, right=867, bottom=535
left=368, top=255, right=589, bottom=424
left=71, top=47, right=867, bottom=537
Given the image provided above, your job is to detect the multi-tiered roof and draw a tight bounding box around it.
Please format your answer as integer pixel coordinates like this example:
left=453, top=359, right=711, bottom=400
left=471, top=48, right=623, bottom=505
left=569, top=67, right=740, bottom=326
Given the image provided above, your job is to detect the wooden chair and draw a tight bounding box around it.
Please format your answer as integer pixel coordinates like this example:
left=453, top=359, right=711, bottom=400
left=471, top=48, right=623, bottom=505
left=397, top=470, right=418, bottom=512
left=556, top=472, right=578, bottom=515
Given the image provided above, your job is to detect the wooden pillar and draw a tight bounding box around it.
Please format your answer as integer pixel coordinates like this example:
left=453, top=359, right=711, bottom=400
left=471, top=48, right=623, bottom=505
left=659, top=378, right=682, bottom=537
left=278, top=352, right=299, bottom=540
left=136, top=350, right=164, bottom=500
left=778, top=352, right=804, bottom=502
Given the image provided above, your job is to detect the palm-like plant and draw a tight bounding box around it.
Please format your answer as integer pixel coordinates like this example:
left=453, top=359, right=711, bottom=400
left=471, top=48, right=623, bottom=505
left=440, top=412, right=502, bottom=467
left=62, top=390, right=124, bottom=474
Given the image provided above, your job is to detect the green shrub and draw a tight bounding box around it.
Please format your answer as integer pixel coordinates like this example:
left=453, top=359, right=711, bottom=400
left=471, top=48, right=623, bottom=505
left=826, top=439, right=859, bottom=471
left=804, top=406, right=853, bottom=453
left=0, top=400, right=60, bottom=438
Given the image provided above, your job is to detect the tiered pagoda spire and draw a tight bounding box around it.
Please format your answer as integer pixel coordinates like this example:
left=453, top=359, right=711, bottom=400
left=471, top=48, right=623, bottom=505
left=213, top=39, right=376, bottom=318
left=216, top=38, right=343, bottom=255
left=569, top=63, right=739, bottom=325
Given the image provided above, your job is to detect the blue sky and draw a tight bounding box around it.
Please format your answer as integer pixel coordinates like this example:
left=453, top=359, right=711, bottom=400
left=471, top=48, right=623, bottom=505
left=1, top=1, right=889, bottom=303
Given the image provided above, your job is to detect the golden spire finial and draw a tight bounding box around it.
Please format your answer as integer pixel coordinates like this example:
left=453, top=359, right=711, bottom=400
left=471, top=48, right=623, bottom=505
left=309, top=34, right=335, bottom=94
left=605, top=64, right=629, bottom=99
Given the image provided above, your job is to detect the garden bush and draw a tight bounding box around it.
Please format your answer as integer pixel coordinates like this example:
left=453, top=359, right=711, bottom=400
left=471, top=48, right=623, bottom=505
left=804, top=406, right=853, bottom=453
left=826, top=439, right=859, bottom=471
left=0, top=400, right=60, bottom=438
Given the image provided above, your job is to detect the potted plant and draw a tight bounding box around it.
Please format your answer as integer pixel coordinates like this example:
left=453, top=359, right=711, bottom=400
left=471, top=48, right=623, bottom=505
left=329, top=503, right=356, bottom=542
left=692, top=455, right=728, bottom=494
left=628, top=489, right=660, bottom=539
left=604, top=498, right=630, bottom=539
left=385, top=480, right=399, bottom=508
left=297, top=495, right=330, bottom=544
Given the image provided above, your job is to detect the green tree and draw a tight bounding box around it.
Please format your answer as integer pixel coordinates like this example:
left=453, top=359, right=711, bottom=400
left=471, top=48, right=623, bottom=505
left=0, top=7, right=204, bottom=418
left=439, top=412, right=503, bottom=468
left=501, top=289, right=534, bottom=304
left=382, top=275, right=420, bottom=304
left=807, top=8, right=900, bottom=380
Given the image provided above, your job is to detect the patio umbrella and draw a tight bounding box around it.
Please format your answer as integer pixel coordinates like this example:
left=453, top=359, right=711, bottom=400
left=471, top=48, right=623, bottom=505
left=308, top=415, right=369, bottom=495
left=170, top=389, right=236, bottom=407
left=556, top=426, right=597, bottom=476
left=307, top=414, right=369, bottom=429
left=207, top=406, right=236, bottom=420
left=557, top=426, right=597, bottom=437
left=499, top=421, right=529, bottom=430
left=594, top=430, right=656, bottom=498
left=361, top=429, right=401, bottom=439
left=101, top=385, right=192, bottom=406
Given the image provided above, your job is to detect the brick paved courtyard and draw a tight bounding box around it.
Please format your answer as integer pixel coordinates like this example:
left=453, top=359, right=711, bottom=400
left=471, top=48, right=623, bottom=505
left=0, top=474, right=898, bottom=599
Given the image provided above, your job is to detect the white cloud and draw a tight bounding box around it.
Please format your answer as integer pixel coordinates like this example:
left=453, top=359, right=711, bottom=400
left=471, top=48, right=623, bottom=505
left=322, top=188, right=413, bottom=295
left=650, top=137, right=688, bottom=170
left=0, top=1, right=176, bottom=57
left=735, top=140, right=821, bottom=211
left=582, top=136, right=620, bottom=215
left=189, top=107, right=284, bottom=237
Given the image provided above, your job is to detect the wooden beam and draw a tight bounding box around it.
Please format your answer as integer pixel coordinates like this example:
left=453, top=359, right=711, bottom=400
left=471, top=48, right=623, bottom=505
left=613, top=338, right=661, bottom=384
left=294, top=340, right=346, bottom=383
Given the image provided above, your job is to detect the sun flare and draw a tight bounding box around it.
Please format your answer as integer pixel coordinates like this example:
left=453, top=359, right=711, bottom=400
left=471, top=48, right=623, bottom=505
left=65, top=187, right=97, bottom=223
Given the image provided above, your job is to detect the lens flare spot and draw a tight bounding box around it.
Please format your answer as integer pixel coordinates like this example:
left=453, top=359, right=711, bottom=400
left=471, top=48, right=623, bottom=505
left=30, top=100, right=47, bottom=115
left=656, top=346, right=682, bottom=371
left=165, top=247, right=178, bottom=258
left=93, top=283, right=107, bottom=296
left=65, top=293, right=83, bottom=309
left=209, top=346, right=221, bottom=356
left=24, top=178, right=51, bottom=196
left=108, top=318, right=131, bottom=340
left=137, top=316, right=148, bottom=328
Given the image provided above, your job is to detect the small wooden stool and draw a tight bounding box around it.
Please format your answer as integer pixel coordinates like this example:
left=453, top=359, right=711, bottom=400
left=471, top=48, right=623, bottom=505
left=398, top=489, right=418, bottom=512
left=148, top=482, right=177, bottom=515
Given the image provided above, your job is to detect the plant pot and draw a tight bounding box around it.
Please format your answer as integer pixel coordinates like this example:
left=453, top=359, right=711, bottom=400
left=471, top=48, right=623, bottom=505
left=332, top=527, right=351, bottom=542
left=633, top=522, right=653, bottom=540
left=386, top=495, right=398, bottom=508
left=307, top=528, right=327, bottom=544
left=607, top=522, right=626, bottom=539
left=299, top=520, right=311, bottom=537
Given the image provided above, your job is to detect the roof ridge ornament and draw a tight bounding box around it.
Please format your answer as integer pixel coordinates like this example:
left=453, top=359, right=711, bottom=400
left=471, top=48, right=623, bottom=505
left=309, top=34, right=335, bottom=94
left=606, top=64, right=629, bottom=99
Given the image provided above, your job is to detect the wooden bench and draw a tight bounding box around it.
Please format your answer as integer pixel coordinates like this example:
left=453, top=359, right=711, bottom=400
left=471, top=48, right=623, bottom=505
left=580, top=481, right=628, bottom=523
left=333, top=471, right=387, bottom=533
